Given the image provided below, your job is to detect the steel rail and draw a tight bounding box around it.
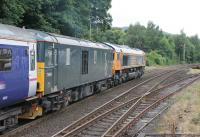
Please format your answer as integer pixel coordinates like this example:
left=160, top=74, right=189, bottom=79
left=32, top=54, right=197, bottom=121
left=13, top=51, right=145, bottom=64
left=133, top=76, right=200, bottom=137
left=144, top=133, right=200, bottom=137
left=101, top=72, right=187, bottom=137
left=134, top=106, right=170, bottom=137
left=2, top=69, right=168, bottom=137
left=2, top=67, right=195, bottom=137
left=52, top=70, right=173, bottom=137
left=101, top=74, right=198, bottom=137
left=109, top=75, right=200, bottom=137
left=53, top=70, right=184, bottom=137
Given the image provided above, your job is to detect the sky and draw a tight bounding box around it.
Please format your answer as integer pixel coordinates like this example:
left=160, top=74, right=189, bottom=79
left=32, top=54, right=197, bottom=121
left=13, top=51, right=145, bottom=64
left=109, top=0, right=200, bottom=36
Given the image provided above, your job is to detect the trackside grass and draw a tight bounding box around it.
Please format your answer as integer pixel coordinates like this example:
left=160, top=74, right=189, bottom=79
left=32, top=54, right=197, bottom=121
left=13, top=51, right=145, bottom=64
left=155, top=79, right=200, bottom=133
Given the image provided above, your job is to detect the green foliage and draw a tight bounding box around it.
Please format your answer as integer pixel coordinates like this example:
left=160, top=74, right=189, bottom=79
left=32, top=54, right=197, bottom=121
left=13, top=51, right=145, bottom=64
left=0, top=0, right=112, bottom=38
left=146, top=51, right=167, bottom=66
left=89, top=0, right=112, bottom=31
left=125, top=23, right=146, bottom=49
left=98, top=21, right=200, bottom=66
left=93, top=28, right=126, bottom=44
left=123, top=22, right=200, bottom=66
left=0, top=0, right=25, bottom=25
left=1, top=0, right=200, bottom=66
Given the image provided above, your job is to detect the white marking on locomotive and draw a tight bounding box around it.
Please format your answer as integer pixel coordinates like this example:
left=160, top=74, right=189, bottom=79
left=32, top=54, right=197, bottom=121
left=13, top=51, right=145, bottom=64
left=0, top=82, right=5, bottom=90
left=2, top=96, right=8, bottom=100
left=46, top=72, right=52, bottom=77
left=0, top=39, right=35, bottom=47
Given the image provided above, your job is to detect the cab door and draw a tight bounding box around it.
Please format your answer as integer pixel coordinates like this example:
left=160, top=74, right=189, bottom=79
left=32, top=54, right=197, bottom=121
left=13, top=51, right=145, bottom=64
left=53, top=47, right=58, bottom=91
left=104, top=53, right=108, bottom=77
left=28, top=43, right=37, bottom=97
left=45, top=44, right=58, bottom=94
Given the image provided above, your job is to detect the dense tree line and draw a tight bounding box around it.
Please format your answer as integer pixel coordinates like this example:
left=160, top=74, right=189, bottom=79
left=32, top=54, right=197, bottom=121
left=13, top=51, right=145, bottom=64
left=1, top=1, right=200, bottom=65
left=95, top=22, right=200, bottom=66
left=0, top=0, right=112, bottom=38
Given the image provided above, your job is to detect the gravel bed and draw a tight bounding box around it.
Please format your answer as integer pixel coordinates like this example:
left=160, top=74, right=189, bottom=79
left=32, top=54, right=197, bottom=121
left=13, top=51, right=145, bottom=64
left=11, top=69, right=172, bottom=137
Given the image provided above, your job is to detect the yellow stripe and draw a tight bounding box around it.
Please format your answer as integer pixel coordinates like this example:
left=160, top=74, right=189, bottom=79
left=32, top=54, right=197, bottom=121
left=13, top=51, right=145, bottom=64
left=37, top=62, right=45, bottom=94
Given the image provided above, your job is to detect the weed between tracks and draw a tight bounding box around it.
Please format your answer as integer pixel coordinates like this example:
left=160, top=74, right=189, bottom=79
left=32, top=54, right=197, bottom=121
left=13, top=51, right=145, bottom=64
left=154, top=79, right=200, bottom=133
left=187, top=68, right=200, bottom=74
left=145, top=66, right=165, bottom=71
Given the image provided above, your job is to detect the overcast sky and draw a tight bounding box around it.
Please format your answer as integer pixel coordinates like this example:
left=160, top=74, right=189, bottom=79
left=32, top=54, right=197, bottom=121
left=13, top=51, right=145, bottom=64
left=109, top=0, right=200, bottom=36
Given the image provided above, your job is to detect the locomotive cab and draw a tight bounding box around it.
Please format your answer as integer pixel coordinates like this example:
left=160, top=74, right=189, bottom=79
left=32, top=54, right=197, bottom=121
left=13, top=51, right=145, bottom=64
left=0, top=24, right=38, bottom=131
left=0, top=25, right=37, bottom=109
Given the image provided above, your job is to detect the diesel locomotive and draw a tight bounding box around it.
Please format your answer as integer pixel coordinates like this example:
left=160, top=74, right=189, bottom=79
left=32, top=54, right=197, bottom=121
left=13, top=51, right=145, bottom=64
left=0, top=24, right=145, bottom=131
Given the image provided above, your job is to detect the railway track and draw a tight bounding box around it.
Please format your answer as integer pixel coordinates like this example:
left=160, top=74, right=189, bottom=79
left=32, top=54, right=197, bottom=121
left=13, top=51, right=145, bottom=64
left=52, top=71, right=173, bottom=137
left=1, top=67, right=195, bottom=137
left=143, top=133, right=200, bottom=137
left=52, top=69, right=197, bottom=137
left=0, top=68, right=172, bottom=137
left=105, top=75, right=200, bottom=137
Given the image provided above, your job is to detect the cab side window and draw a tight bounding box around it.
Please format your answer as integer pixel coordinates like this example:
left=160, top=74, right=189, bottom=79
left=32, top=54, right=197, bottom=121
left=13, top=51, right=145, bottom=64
left=0, top=48, right=12, bottom=71
left=47, top=49, right=53, bottom=66
left=66, top=48, right=70, bottom=65
left=82, top=50, right=88, bottom=74
left=94, top=50, right=97, bottom=64
left=117, top=53, right=120, bottom=60
left=30, top=50, right=35, bottom=71
left=123, top=55, right=128, bottom=66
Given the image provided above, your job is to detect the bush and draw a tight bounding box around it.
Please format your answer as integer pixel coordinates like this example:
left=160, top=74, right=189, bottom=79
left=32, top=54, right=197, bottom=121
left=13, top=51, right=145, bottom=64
left=146, top=50, right=167, bottom=66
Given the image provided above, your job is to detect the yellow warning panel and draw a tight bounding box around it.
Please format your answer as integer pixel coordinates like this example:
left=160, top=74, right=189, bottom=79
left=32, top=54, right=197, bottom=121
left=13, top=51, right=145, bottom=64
left=37, top=62, right=45, bottom=94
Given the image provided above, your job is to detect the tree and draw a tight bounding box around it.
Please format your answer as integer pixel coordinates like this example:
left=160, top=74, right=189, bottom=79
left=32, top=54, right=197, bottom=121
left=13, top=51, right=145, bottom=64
left=125, top=23, right=146, bottom=50
left=189, top=35, right=200, bottom=63
left=1, top=1, right=200, bottom=65
left=145, top=21, right=163, bottom=51
left=0, top=0, right=25, bottom=25
left=0, top=0, right=112, bottom=38
left=89, top=0, right=112, bottom=32
left=93, top=28, right=126, bottom=44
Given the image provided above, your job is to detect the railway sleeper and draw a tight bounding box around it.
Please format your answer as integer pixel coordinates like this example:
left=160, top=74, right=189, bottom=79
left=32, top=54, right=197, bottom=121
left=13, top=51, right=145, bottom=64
left=101, top=118, right=116, bottom=124
left=92, top=124, right=109, bottom=129
left=98, top=121, right=112, bottom=127
left=87, top=126, right=106, bottom=132
left=80, top=131, right=101, bottom=137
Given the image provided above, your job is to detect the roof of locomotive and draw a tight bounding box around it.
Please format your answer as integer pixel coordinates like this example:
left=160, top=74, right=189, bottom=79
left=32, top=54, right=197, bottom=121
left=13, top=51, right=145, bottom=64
left=120, top=45, right=145, bottom=55
left=105, top=43, right=145, bottom=55
left=0, top=23, right=35, bottom=42
left=104, top=43, right=122, bottom=52
left=28, top=29, right=57, bottom=42
left=0, top=24, right=144, bottom=53
left=27, top=29, right=112, bottom=50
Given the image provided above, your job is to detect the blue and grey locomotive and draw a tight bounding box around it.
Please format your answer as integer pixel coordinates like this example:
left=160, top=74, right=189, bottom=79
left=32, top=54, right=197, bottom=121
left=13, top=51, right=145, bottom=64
left=0, top=23, right=145, bottom=132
